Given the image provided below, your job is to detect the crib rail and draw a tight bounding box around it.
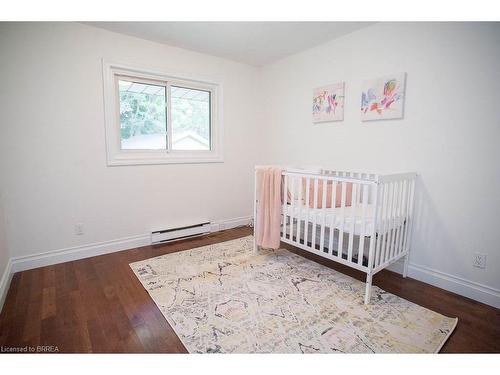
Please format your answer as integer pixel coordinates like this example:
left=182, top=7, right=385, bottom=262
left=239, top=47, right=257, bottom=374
left=256, top=167, right=417, bottom=304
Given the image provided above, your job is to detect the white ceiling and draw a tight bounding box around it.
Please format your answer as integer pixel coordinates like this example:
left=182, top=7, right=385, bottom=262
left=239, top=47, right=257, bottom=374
left=85, top=22, right=375, bottom=66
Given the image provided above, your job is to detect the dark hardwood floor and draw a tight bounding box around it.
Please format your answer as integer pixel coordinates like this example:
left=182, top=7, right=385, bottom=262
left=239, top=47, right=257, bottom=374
left=0, top=226, right=498, bottom=353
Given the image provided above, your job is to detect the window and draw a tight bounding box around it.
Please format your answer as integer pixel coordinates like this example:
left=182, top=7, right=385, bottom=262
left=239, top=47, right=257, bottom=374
left=103, top=61, right=222, bottom=165
left=119, top=78, right=167, bottom=150
left=171, top=86, right=211, bottom=151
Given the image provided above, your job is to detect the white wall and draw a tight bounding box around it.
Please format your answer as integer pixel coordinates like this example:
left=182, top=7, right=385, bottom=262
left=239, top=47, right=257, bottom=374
left=0, top=22, right=262, bottom=261
left=259, top=22, right=500, bottom=305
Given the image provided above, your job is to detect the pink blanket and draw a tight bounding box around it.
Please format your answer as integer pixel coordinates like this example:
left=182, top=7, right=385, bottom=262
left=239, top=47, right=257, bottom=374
left=255, top=167, right=283, bottom=249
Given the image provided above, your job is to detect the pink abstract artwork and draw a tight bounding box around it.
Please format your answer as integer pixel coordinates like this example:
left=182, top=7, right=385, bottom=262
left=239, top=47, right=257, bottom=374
left=361, top=73, right=406, bottom=121
left=312, top=82, right=345, bottom=123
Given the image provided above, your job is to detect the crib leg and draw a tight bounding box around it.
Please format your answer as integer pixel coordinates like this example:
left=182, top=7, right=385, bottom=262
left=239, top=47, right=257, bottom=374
left=364, top=273, right=373, bottom=305
left=253, top=168, right=258, bottom=254
left=403, top=253, right=410, bottom=278
left=252, top=218, right=259, bottom=253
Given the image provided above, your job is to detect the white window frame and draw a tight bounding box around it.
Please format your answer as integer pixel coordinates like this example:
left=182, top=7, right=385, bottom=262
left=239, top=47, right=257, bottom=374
left=102, top=60, right=223, bottom=166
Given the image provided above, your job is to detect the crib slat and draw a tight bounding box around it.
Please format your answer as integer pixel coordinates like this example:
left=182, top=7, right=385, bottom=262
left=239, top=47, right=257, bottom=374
left=337, top=182, right=347, bottom=258
left=397, top=179, right=409, bottom=256
left=320, top=177, right=328, bottom=252
left=408, top=179, right=416, bottom=248
left=380, top=182, right=392, bottom=264
left=374, top=183, right=383, bottom=267
left=383, top=182, right=396, bottom=263
left=393, top=180, right=403, bottom=258
left=380, top=182, right=390, bottom=263
left=328, top=180, right=337, bottom=256
left=289, top=176, right=296, bottom=242
left=374, top=184, right=382, bottom=266
left=389, top=180, right=400, bottom=259
left=311, top=178, right=319, bottom=250
left=304, top=177, right=310, bottom=246
left=358, top=184, right=369, bottom=265
left=358, top=179, right=363, bottom=205
left=388, top=181, right=398, bottom=261
left=383, top=182, right=394, bottom=263
left=392, top=180, right=401, bottom=257
left=386, top=181, right=396, bottom=260
left=402, top=178, right=415, bottom=253
left=296, top=175, right=303, bottom=245
left=366, top=183, right=379, bottom=272
left=401, top=180, right=411, bottom=252
left=282, top=173, right=288, bottom=239
left=394, top=180, right=406, bottom=256
left=347, top=183, right=358, bottom=263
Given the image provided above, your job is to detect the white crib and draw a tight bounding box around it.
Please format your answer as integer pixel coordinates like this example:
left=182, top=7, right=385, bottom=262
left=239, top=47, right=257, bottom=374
left=253, top=167, right=417, bottom=304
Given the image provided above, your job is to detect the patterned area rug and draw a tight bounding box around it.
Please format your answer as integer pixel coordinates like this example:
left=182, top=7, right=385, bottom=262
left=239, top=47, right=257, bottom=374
left=130, top=236, right=457, bottom=353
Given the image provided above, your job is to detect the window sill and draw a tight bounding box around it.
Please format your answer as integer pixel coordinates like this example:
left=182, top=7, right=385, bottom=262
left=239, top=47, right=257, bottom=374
left=106, top=151, right=224, bottom=166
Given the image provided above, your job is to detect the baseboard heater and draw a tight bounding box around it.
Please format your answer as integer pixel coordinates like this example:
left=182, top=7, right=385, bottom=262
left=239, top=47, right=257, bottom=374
left=151, top=222, right=211, bottom=245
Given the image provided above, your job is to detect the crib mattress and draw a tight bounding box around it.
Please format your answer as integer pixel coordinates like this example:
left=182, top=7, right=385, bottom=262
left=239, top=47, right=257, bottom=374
left=284, top=203, right=406, bottom=236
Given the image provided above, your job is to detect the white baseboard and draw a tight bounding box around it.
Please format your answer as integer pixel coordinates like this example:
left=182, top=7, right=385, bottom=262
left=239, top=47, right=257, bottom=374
left=210, top=216, right=252, bottom=233
left=388, top=260, right=500, bottom=309
left=0, top=259, right=13, bottom=314
left=10, top=234, right=151, bottom=274
left=0, top=216, right=253, bottom=314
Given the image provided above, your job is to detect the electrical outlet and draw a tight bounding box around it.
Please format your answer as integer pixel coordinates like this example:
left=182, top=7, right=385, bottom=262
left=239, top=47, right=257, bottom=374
left=473, top=252, right=487, bottom=269
left=75, top=223, right=84, bottom=236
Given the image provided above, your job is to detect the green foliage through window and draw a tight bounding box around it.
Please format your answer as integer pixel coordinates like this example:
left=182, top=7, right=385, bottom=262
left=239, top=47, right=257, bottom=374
left=119, top=81, right=166, bottom=141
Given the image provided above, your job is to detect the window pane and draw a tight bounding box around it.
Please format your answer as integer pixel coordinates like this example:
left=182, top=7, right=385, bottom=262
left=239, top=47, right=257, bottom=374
left=171, top=86, right=210, bottom=151
left=119, top=79, right=167, bottom=150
